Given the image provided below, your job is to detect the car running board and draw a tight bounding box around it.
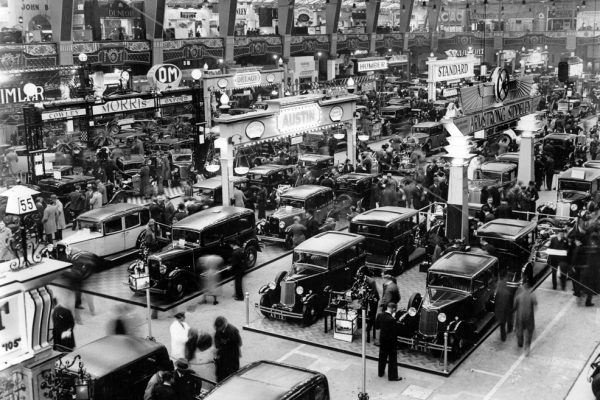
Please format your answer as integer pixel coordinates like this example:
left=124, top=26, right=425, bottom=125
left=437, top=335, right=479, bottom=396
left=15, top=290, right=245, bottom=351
left=472, top=311, right=495, bottom=336
left=105, top=249, right=140, bottom=262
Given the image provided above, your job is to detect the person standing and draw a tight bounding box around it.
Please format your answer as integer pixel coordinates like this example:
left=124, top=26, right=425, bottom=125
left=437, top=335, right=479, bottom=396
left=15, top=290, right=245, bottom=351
left=144, top=219, right=160, bottom=253
left=96, top=179, right=108, bottom=205
left=380, top=182, right=398, bottom=207
left=42, top=197, right=59, bottom=243
left=53, top=195, right=66, bottom=241
left=214, top=316, right=242, bottom=382
left=89, top=186, right=103, bottom=210
left=256, top=186, right=268, bottom=220
left=513, top=280, right=537, bottom=356
left=548, top=229, right=569, bottom=290
left=380, top=274, right=400, bottom=311
left=495, top=270, right=513, bottom=341
left=172, top=203, right=187, bottom=223
left=375, top=302, right=402, bottom=381
left=173, top=359, right=199, bottom=400
left=286, top=216, right=307, bottom=247
left=230, top=243, right=246, bottom=301
left=144, top=370, right=165, bottom=400
left=162, top=153, right=172, bottom=188
left=51, top=298, right=75, bottom=351
left=590, top=136, right=599, bottom=160
left=582, top=233, right=600, bottom=307
left=544, top=155, right=555, bottom=191
left=140, top=161, right=152, bottom=199
left=35, top=197, right=45, bottom=241
left=232, top=186, right=246, bottom=208
left=152, top=372, right=177, bottom=400
left=170, top=312, right=190, bottom=360
left=304, top=212, right=320, bottom=238
left=68, top=186, right=84, bottom=228
left=164, top=198, right=175, bottom=225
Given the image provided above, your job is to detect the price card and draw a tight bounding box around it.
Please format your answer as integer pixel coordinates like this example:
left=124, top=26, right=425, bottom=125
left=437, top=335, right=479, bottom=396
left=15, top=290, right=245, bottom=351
left=17, top=196, right=35, bottom=214
left=0, top=293, right=28, bottom=367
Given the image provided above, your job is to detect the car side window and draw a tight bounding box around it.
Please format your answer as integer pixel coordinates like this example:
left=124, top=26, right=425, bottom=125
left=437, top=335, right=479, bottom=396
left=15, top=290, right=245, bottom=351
left=236, top=216, right=253, bottom=233
left=104, top=218, right=123, bottom=234
left=125, top=213, right=140, bottom=229
left=203, top=225, right=223, bottom=246
left=140, top=209, right=150, bottom=225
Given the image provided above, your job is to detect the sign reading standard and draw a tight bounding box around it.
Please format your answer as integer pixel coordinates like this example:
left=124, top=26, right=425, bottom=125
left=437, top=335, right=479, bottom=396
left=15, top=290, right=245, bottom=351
left=278, top=104, right=321, bottom=133
left=437, top=63, right=470, bottom=79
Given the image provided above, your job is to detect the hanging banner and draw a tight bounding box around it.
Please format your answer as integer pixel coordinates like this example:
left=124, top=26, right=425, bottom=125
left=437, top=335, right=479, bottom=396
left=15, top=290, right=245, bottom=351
left=92, top=97, right=154, bottom=115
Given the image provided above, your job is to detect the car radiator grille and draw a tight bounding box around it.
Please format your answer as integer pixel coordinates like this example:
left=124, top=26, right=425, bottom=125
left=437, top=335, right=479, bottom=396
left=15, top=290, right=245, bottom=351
left=280, top=282, right=296, bottom=307
left=418, top=308, right=439, bottom=337
left=269, top=218, right=279, bottom=233
left=148, top=260, right=161, bottom=276
left=56, top=244, right=66, bottom=260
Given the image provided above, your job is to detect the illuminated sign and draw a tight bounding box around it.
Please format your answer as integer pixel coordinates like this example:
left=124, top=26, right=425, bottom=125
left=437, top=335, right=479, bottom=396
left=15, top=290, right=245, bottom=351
left=357, top=59, right=388, bottom=72
left=147, top=64, right=182, bottom=92
left=453, top=97, right=540, bottom=133
left=233, top=72, right=262, bottom=88
left=0, top=85, right=44, bottom=105
left=569, top=62, right=583, bottom=78
left=278, top=104, right=321, bottom=133
left=329, top=106, right=344, bottom=122
left=245, top=121, right=265, bottom=139
left=159, top=94, right=193, bottom=106
left=442, top=88, right=458, bottom=98
left=0, top=293, right=29, bottom=368
left=93, top=97, right=154, bottom=115
left=41, top=108, right=86, bottom=121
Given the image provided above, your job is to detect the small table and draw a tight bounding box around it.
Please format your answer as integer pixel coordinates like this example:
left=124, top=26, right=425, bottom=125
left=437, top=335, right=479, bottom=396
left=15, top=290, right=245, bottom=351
left=323, top=306, right=376, bottom=343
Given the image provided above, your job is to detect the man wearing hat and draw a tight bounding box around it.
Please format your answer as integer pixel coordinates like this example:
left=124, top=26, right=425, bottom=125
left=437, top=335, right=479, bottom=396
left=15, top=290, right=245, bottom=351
left=174, top=358, right=199, bottom=400
left=213, top=316, right=242, bottom=382
left=375, top=301, right=402, bottom=381
left=170, top=312, right=190, bottom=360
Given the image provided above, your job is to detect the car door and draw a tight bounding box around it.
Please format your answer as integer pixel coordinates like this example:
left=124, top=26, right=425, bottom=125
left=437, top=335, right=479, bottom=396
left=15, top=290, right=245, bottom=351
left=123, top=212, right=142, bottom=249
left=102, top=216, right=126, bottom=255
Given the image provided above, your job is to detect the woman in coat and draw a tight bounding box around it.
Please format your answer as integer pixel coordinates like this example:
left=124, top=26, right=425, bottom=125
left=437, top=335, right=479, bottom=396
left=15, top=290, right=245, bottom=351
left=42, top=199, right=59, bottom=243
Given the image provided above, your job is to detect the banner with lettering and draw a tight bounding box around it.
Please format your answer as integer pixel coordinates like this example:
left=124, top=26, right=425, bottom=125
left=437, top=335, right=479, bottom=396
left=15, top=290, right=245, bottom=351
left=0, top=293, right=29, bottom=368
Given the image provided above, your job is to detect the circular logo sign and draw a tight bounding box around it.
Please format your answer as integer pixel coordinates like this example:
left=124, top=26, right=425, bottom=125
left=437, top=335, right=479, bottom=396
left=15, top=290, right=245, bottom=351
left=147, top=64, right=182, bottom=91
left=329, top=106, right=344, bottom=122
left=245, top=121, right=265, bottom=139
left=491, top=67, right=510, bottom=102
left=217, top=78, right=229, bottom=89
left=266, top=73, right=276, bottom=83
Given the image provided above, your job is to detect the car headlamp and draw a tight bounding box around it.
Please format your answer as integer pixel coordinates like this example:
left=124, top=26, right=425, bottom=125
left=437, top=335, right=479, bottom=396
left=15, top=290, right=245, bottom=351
left=159, top=263, right=167, bottom=274
left=268, top=281, right=276, bottom=290
left=408, top=307, right=417, bottom=317
left=570, top=203, right=578, bottom=211
left=437, top=313, right=447, bottom=323
left=279, top=221, right=286, bottom=229
left=46, top=244, right=54, bottom=252
left=173, top=167, right=179, bottom=173
left=65, top=245, right=72, bottom=256
left=296, top=286, right=304, bottom=295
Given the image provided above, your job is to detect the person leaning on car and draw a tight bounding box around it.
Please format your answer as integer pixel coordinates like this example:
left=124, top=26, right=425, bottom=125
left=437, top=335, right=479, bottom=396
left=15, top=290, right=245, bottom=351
left=144, top=219, right=160, bottom=252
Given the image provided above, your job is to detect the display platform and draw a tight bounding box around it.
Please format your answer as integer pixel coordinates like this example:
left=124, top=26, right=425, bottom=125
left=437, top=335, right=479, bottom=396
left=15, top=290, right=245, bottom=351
left=50, top=243, right=291, bottom=312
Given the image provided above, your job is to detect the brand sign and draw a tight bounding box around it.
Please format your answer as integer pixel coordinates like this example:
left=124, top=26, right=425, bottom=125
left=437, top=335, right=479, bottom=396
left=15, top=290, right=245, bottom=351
left=147, top=64, right=182, bottom=92
left=439, top=10, right=465, bottom=24
left=435, top=63, right=473, bottom=80
left=159, top=95, right=193, bottom=106
left=93, top=97, right=154, bottom=115
left=245, top=121, right=265, bottom=139
left=454, top=97, right=540, bottom=133
left=387, top=55, right=409, bottom=65
left=278, top=104, right=321, bottom=133
left=41, top=108, right=86, bottom=121
left=233, top=72, right=262, bottom=88
left=329, top=106, right=344, bottom=122
left=442, top=88, right=458, bottom=98
left=0, top=85, right=45, bottom=105
left=0, top=293, right=29, bottom=367
left=357, top=59, right=388, bottom=72
left=569, top=62, right=583, bottom=78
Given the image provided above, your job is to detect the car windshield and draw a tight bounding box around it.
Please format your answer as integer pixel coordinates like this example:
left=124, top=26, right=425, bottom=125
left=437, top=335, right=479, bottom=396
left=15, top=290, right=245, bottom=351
left=558, top=180, right=591, bottom=192
left=279, top=198, right=305, bottom=208
left=78, top=219, right=102, bottom=233
left=354, top=224, right=385, bottom=238
left=478, top=170, right=502, bottom=180
left=172, top=228, right=200, bottom=245
left=428, top=272, right=471, bottom=292
left=292, top=251, right=328, bottom=272
left=173, top=155, right=191, bottom=162
left=197, top=188, right=215, bottom=196
left=249, top=174, right=264, bottom=181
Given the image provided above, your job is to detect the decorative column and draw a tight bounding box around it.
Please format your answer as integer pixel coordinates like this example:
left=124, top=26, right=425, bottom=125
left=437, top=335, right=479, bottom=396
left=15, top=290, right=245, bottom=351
left=215, top=137, right=233, bottom=206
left=152, top=38, right=164, bottom=65
left=347, top=114, right=357, bottom=167
left=516, top=114, right=536, bottom=184
left=426, top=54, right=438, bottom=101
left=58, top=41, right=73, bottom=66
left=444, top=137, right=475, bottom=242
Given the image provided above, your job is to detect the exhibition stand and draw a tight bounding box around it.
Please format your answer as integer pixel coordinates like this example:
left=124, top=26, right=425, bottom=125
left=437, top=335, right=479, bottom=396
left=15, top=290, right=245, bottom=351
left=425, top=53, right=478, bottom=102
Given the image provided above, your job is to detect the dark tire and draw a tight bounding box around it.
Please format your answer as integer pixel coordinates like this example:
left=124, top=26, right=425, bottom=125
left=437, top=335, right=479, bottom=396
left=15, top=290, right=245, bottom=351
left=392, top=255, right=403, bottom=276
left=302, top=298, right=319, bottom=326
left=244, top=245, right=258, bottom=269
left=451, top=322, right=471, bottom=357
left=259, top=294, right=272, bottom=318
left=168, top=277, right=186, bottom=301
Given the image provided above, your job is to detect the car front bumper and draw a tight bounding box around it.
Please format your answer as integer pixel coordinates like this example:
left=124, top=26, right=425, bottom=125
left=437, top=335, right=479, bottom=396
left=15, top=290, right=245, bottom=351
left=255, top=303, right=302, bottom=320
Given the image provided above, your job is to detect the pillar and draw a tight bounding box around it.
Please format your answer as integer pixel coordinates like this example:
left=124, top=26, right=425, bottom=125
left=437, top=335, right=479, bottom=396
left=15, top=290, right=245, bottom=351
left=517, top=135, right=534, bottom=185
left=347, top=116, right=357, bottom=167
left=398, top=0, right=413, bottom=33
left=426, top=55, right=437, bottom=101
left=427, top=0, right=442, bottom=34
left=365, top=0, right=381, bottom=55
left=216, top=139, right=234, bottom=206
left=144, top=0, right=167, bottom=40
left=152, top=38, right=164, bottom=65
left=203, top=86, right=212, bottom=128
left=446, top=161, right=471, bottom=242
left=219, top=0, right=238, bottom=64
left=50, top=0, right=73, bottom=65
left=325, top=0, right=342, bottom=35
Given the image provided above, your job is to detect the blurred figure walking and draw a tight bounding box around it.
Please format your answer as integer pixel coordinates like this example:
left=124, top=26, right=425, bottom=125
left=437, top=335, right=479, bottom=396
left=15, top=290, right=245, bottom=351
left=513, top=280, right=537, bottom=356
left=494, top=269, right=513, bottom=341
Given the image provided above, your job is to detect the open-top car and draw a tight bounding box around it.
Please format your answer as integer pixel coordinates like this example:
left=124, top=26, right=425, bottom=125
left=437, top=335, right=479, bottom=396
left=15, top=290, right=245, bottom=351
left=50, top=203, right=152, bottom=278
left=349, top=206, right=419, bottom=275
left=128, top=206, right=260, bottom=300
left=258, top=185, right=335, bottom=248
left=334, top=173, right=374, bottom=215
left=396, top=252, right=498, bottom=356
left=257, top=231, right=366, bottom=325
left=298, top=154, right=335, bottom=180
left=556, top=167, right=600, bottom=217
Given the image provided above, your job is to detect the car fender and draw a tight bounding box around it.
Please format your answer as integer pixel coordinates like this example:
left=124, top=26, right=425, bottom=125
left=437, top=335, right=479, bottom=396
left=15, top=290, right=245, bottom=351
left=242, top=237, right=261, bottom=252
left=167, top=268, right=194, bottom=282
left=258, top=285, right=270, bottom=294
left=302, top=293, right=319, bottom=305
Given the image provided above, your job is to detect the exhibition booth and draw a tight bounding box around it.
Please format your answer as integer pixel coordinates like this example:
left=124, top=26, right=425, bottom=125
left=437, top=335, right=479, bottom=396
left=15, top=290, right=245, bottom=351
left=425, top=53, right=478, bottom=101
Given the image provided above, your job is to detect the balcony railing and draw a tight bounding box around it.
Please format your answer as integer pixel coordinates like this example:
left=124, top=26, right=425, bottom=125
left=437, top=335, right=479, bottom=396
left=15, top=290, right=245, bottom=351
left=0, top=43, right=58, bottom=71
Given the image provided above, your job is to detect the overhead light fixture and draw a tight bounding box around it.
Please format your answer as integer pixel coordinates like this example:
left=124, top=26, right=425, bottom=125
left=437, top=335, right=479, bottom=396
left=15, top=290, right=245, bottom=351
left=203, top=62, right=209, bottom=71
left=78, top=53, right=88, bottom=63
left=205, top=162, right=220, bottom=173
left=402, top=4, right=405, bottom=9
left=333, top=132, right=345, bottom=140
left=353, top=2, right=356, bottom=8
left=358, top=134, right=370, bottom=141
left=466, top=3, right=470, bottom=8
left=191, top=69, right=202, bottom=80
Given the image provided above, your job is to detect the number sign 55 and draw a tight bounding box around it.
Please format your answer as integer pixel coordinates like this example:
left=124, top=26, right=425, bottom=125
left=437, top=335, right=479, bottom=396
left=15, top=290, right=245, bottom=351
left=18, top=197, right=35, bottom=213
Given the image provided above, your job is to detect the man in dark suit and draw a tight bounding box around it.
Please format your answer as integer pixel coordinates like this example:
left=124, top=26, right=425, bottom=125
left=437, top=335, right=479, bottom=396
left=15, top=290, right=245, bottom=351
left=152, top=371, right=177, bottom=400
left=174, top=359, right=199, bottom=400
left=51, top=298, right=75, bottom=351
left=304, top=212, right=320, bottom=239
left=375, top=302, right=402, bottom=381
left=380, top=274, right=400, bottom=311
left=494, top=270, right=514, bottom=341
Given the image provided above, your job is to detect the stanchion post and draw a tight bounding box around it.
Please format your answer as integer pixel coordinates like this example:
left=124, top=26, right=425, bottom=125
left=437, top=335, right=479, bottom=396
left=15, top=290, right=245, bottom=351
left=145, top=260, right=153, bottom=340
left=443, top=332, right=449, bottom=374
left=245, top=292, right=250, bottom=326
left=358, top=307, right=368, bottom=400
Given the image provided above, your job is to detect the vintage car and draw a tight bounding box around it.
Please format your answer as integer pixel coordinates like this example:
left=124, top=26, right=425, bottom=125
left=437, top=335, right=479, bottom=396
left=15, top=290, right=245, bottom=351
left=468, top=162, right=518, bottom=203
left=170, top=149, right=193, bottom=179
left=247, top=164, right=295, bottom=193
left=543, top=132, right=586, bottom=171
left=128, top=206, right=260, bottom=299
left=298, top=154, right=335, bottom=180
left=381, top=105, right=410, bottom=122
left=57, top=335, right=197, bottom=400
left=203, top=361, right=329, bottom=400
left=396, top=252, right=498, bottom=355
left=475, top=218, right=550, bottom=289
left=49, top=203, right=151, bottom=278
left=556, top=167, right=600, bottom=217
left=190, top=176, right=249, bottom=210
left=334, top=173, right=374, bottom=214
left=115, top=155, right=145, bottom=178
left=349, top=206, right=419, bottom=275
left=583, top=160, right=600, bottom=169
left=257, top=185, right=335, bottom=247
left=257, top=231, right=365, bottom=325
left=495, top=152, right=519, bottom=166
left=408, top=121, right=447, bottom=154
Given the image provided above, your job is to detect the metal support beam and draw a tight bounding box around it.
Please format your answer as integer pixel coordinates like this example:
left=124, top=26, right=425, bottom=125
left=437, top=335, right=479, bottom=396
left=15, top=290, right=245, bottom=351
left=326, top=0, right=343, bottom=35
left=427, top=0, right=443, bottom=35
left=278, top=0, right=296, bottom=36
left=365, top=0, right=381, bottom=35
left=398, top=0, right=414, bottom=33
left=220, top=0, right=239, bottom=37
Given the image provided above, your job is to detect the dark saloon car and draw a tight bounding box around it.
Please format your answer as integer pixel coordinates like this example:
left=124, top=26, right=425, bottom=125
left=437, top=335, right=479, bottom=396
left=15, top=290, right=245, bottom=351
left=334, top=173, right=374, bottom=214
left=248, top=163, right=295, bottom=192
left=190, top=176, right=249, bottom=211
left=34, top=175, right=100, bottom=223
left=115, top=155, right=145, bottom=178
left=298, top=154, right=335, bottom=180
left=542, top=132, right=584, bottom=172
left=257, top=231, right=366, bottom=325
left=396, top=252, right=498, bottom=355
left=349, top=206, right=419, bottom=275
left=203, top=360, right=330, bottom=400
left=556, top=167, right=600, bottom=217
left=128, top=206, right=260, bottom=300
left=258, top=185, right=335, bottom=248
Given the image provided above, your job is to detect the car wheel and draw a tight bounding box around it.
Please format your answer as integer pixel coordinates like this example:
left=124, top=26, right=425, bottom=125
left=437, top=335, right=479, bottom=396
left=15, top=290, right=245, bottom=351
left=392, top=256, right=403, bottom=276
left=407, top=292, right=422, bottom=310
left=244, top=245, right=257, bottom=269
left=451, top=322, right=471, bottom=356
left=259, top=294, right=273, bottom=318
left=302, top=299, right=319, bottom=326
left=72, top=262, right=94, bottom=280
left=168, top=277, right=186, bottom=301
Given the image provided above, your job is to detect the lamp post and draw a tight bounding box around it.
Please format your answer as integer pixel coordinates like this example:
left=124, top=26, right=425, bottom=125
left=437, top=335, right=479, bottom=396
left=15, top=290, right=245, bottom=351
left=215, top=137, right=233, bottom=205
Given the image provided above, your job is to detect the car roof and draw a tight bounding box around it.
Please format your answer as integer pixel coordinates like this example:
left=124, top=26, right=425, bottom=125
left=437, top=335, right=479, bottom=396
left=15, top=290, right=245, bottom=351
left=204, top=361, right=323, bottom=400
left=476, top=218, right=536, bottom=240
left=298, top=154, right=333, bottom=161
left=64, top=335, right=165, bottom=378
left=544, top=132, right=576, bottom=140
left=496, top=152, right=519, bottom=163
left=558, top=167, right=600, bottom=181
left=413, top=122, right=441, bottom=128
left=118, top=155, right=145, bottom=163
left=583, top=160, right=600, bottom=169
left=480, top=162, right=517, bottom=173
left=351, top=206, right=418, bottom=226
left=336, top=173, right=373, bottom=182
left=77, top=203, right=145, bottom=222
left=174, top=206, right=253, bottom=231
left=37, top=175, right=96, bottom=186
left=381, top=105, right=407, bottom=111
left=280, top=185, right=332, bottom=199
left=193, top=176, right=248, bottom=190
left=249, top=164, right=292, bottom=175
left=429, top=252, right=497, bottom=277
left=294, top=231, right=364, bottom=256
